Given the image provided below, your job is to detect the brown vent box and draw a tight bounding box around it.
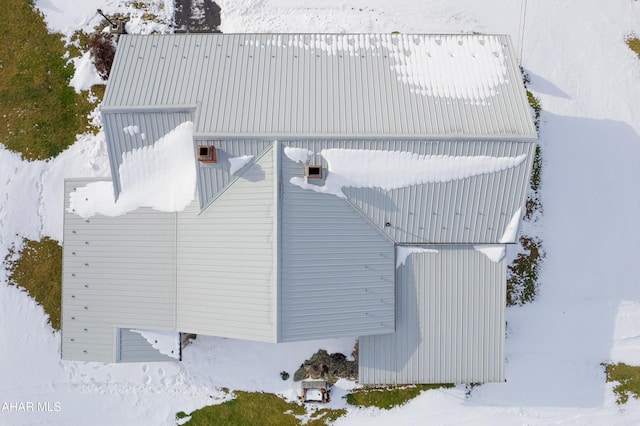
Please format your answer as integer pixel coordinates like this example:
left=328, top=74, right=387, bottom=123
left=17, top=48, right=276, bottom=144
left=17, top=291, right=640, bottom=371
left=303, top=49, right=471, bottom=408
left=305, top=165, right=323, bottom=179
left=198, top=145, right=217, bottom=163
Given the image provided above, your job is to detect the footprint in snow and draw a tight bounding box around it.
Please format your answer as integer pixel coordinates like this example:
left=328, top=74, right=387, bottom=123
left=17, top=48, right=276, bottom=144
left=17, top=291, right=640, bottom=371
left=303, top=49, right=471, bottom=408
left=158, top=367, right=164, bottom=376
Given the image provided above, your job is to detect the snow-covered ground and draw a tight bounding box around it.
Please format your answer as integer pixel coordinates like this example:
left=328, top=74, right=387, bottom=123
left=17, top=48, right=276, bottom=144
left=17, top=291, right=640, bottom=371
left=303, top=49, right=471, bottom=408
left=2, top=0, right=640, bottom=424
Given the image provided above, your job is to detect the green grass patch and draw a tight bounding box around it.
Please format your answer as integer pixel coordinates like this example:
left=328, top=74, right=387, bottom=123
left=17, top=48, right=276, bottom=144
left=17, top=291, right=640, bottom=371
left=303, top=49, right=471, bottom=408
left=526, top=90, right=541, bottom=135
left=4, top=237, right=62, bottom=331
left=605, top=363, right=640, bottom=404
left=345, top=384, right=452, bottom=410
left=0, top=0, right=100, bottom=160
left=626, top=37, right=640, bottom=60
left=177, top=391, right=346, bottom=425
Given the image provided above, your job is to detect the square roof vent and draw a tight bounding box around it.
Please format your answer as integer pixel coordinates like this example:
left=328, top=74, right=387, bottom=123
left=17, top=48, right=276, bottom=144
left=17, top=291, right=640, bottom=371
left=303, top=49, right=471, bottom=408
left=198, top=145, right=217, bottom=163
left=305, top=165, right=323, bottom=179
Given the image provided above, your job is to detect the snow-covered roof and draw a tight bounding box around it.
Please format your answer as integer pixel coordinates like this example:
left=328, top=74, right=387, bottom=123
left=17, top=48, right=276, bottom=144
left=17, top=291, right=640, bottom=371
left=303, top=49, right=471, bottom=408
left=68, top=32, right=536, bottom=379
left=104, top=33, right=535, bottom=139
left=101, top=33, right=536, bottom=201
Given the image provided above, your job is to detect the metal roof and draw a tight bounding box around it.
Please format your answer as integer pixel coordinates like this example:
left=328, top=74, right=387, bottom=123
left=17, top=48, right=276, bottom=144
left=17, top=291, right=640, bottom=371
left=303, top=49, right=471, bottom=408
left=281, top=139, right=535, bottom=244
left=62, top=179, right=177, bottom=362
left=176, top=147, right=277, bottom=342
left=103, top=109, right=194, bottom=199
left=195, top=139, right=273, bottom=209
left=359, top=245, right=507, bottom=384
left=103, top=33, right=536, bottom=139
left=67, top=32, right=535, bottom=379
left=279, top=142, right=396, bottom=341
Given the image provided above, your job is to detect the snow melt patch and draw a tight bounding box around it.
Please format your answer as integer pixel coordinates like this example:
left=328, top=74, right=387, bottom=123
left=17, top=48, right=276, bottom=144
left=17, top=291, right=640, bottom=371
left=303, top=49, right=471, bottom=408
left=499, top=208, right=522, bottom=243
left=396, top=246, right=439, bottom=268
left=284, top=146, right=313, bottom=163
left=387, top=36, right=507, bottom=101
left=474, top=245, right=506, bottom=263
left=68, top=121, right=196, bottom=217
left=130, top=329, right=180, bottom=359
left=69, top=51, right=104, bottom=93
left=290, top=149, right=526, bottom=198
left=229, top=155, right=254, bottom=175
left=265, top=34, right=507, bottom=102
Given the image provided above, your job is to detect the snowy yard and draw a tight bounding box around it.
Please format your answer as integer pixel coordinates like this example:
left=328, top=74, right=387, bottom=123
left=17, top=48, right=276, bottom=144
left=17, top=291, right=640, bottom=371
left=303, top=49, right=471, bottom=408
left=2, top=0, right=640, bottom=424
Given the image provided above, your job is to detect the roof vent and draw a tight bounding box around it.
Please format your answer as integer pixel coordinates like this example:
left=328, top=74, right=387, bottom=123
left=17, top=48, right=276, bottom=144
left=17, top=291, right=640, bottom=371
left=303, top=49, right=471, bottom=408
left=198, top=145, right=217, bottom=163
left=305, top=165, right=323, bottom=179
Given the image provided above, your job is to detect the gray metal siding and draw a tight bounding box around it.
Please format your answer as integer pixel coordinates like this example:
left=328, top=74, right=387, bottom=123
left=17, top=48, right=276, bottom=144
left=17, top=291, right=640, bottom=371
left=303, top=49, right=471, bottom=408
left=104, top=34, right=536, bottom=139
left=176, top=147, right=276, bottom=342
left=279, top=144, right=395, bottom=342
left=102, top=110, right=194, bottom=198
left=62, top=179, right=177, bottom=362
left=118, top=329, right=174, bottom=362
left=196, top=139, right=273, bottom=209
left=359, top=245, right=506, bottom=384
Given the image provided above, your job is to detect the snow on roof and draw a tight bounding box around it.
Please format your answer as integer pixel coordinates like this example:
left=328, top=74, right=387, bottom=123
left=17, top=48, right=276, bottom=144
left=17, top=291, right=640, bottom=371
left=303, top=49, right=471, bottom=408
left=290, top=148, right=526, bottom=198
left=228, top=155, right=254, bottom=175
left=250, top=34, right=507, bottom=103
left=474, top=245, right=506, bottom=263
left=68, top=121, right=196, bottom=218
left=499, top=208, right=522, bottom=243
left=396, top=246, right=439, bottom=268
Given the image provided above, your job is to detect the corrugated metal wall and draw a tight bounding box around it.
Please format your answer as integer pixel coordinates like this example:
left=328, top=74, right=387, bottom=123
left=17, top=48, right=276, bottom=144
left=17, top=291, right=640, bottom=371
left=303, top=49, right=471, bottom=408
left=62, top=179, right=177, bottom=362
left=279, top=143, right=396, bottom=342
left=102, top=110, right=194, bottom=198
left=104, top=34, right=536, bottom=139
left=117, top=328, right=174, bottom=362
left=176, top=147, right=276, bottom=342
left=359, top=245, right=506, bottom=384
left=196, top=139, right=273, bottom=209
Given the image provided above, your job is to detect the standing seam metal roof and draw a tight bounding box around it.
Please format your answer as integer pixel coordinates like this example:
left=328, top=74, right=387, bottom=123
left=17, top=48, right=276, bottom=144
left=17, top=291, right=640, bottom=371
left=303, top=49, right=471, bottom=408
left=103, top=33, right=536, bottom=138
left=359, top=245, right=506, bottom=384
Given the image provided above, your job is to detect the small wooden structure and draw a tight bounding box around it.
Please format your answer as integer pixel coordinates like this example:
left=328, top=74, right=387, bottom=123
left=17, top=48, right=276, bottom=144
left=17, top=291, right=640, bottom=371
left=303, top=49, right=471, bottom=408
left=300, top=379, right=331, bottom=403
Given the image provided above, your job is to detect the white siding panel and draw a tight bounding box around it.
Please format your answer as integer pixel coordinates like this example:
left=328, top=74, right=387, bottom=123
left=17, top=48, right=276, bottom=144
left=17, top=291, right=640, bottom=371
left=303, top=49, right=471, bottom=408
left=176, top=147, right=276, bottom=342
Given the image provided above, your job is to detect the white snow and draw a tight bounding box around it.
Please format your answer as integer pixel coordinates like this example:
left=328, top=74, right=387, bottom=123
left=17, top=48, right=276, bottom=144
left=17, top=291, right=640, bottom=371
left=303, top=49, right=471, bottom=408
left=68, top=51, right=104, bottom=93
left=499, top=208, right=522, bottom=243
left=283, top=146, right=313, bottom=163
left=228, top=155, right=254, bottom=175
left=68, top=121, right=196, bottom=218
left=386, top=35, right=507, bottom=100
left=290, top=149, right=526, bottom=198
left=396, top=246, right=439, bottom=268
left=34, top=0, right=175, bottom=38
left=123, top=125, right=140, bottom=136
left=3, top=0, right=640, bottom=424
left=474, top=245, right=506, bottom=263
left=247, top=33, right=507, bottom=101
left=130, top=329, right=180, bottom=359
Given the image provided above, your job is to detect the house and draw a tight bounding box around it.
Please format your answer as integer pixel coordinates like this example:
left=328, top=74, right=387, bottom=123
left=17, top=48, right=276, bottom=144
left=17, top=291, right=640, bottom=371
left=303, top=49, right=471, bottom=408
left=61, top=33, right=537, bottom=384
